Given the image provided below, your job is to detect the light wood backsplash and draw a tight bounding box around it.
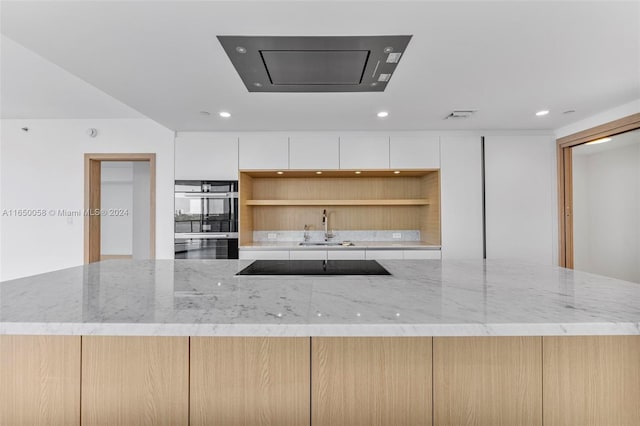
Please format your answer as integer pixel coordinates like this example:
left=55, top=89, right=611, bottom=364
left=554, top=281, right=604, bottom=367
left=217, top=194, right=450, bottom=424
left=240, top=171, right=441, bottom=244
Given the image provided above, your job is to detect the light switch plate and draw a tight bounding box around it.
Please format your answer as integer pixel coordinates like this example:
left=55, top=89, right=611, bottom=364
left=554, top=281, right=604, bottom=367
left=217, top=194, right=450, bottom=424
left=267, top=233, right=277, bottom=240
left=392, top=233, right=402, bottom=239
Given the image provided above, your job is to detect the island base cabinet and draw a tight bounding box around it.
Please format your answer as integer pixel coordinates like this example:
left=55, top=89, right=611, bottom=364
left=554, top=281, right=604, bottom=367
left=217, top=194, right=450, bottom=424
left=81, top=336, right=189, bottom=426
left=543, top=336, right=640, bottom=426
left=0, top=335, right=81, bottom=426
left=433, top=336, right=543, bottom=426
left=311, top=337, right=432, bottom=426
left=190, top=337, right=310, bottom=426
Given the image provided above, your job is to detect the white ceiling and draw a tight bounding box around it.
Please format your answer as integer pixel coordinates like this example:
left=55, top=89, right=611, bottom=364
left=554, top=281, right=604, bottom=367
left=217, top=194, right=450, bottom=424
left=1, top=1, right=639, bottom=131
left=0, top=35, right=144, bottom=119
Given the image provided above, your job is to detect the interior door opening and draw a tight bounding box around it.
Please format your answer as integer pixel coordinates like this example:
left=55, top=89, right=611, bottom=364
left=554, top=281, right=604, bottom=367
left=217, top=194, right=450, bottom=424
left=84, top=154, right=156, bottom=264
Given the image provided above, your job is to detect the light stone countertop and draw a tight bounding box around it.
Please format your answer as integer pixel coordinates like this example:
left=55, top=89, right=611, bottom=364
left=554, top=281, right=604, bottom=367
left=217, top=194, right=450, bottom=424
left=1, top=259, right=639, bottom=337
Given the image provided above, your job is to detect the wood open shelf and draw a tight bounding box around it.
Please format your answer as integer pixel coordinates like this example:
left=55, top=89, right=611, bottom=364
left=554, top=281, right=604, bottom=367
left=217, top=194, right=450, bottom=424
left=245, top=199, right=430, bottom=206
left=239, top=171, right=441, bottom=246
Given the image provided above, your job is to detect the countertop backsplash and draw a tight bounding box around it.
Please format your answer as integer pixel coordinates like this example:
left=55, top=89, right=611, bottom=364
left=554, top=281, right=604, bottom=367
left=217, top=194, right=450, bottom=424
left=253, top=230, right=421, bottom=243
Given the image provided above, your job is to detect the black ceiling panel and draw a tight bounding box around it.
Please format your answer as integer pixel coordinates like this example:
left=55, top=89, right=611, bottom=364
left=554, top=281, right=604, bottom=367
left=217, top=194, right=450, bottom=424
left=261, top=50, right=369, bottom=85
left=217, top=35, right=412, bottom=92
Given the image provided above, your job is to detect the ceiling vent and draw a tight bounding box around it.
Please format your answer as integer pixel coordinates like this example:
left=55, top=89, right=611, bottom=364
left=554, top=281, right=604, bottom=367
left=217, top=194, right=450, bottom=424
left=445, top=110, right=477, bottom=120
left=217, top=35, right=412, bottom=93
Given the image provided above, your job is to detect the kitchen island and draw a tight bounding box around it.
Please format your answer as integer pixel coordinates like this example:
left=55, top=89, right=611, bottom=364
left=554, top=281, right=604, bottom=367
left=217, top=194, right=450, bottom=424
left=1, top=259, right=639, bottom=425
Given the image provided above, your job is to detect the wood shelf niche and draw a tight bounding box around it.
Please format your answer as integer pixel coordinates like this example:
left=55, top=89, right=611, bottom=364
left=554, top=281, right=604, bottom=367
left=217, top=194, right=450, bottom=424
left=239, top=170, right=441, bottom=246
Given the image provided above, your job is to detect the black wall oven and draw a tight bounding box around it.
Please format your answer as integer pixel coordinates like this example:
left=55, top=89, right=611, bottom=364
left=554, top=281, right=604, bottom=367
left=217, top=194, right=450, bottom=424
left=174, top=180, right=239, bottom=259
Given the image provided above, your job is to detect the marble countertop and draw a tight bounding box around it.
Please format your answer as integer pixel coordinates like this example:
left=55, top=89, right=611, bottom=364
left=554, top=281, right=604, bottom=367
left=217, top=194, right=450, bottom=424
left=1, top=259, right=639, bottom=337
left=241, top=241, right=441, bottom=250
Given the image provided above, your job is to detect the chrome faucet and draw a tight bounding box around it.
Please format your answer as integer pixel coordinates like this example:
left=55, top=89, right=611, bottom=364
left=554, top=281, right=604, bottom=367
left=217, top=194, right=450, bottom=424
left=323, top=209, right=335, bottom=241
left=303, top=224, right=311, bottom=242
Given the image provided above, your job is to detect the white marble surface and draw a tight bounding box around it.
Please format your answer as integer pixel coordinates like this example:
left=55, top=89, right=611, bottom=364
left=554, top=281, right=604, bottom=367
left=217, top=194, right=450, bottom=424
left=1, top=259, right=639, bottom=336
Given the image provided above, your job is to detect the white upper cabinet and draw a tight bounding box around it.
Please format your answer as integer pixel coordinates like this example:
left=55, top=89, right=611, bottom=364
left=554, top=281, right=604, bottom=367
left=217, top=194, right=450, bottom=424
left=339, top=133, right=390, bottom=169
left=484, top=134, right=555, bottom=265
left=175, top=132, right=238, bottom=180
left=238, top=133, right=289, bottom=170
left=289, top=134, right=340, bottom=170
left=389, top=133, right=440, bottom=169
left=440, top=136, right=483, bottom=260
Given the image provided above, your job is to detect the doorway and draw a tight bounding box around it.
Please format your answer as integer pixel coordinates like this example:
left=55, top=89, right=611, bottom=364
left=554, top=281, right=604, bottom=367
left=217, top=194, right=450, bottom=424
left=572, top=129, right=640, bottom=282
left=557, top=113, right=640, bottom=269
left=84, top=153, right=156, bottom=263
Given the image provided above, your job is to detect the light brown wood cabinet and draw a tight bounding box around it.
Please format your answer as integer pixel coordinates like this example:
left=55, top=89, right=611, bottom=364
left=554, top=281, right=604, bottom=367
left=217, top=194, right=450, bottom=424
left=543, top=336, right=640, bottom=426
left=434, top=336, right=543, bottom=426
left=239, top=170, right=441, bottom=246
left=190, top=337, right=310, bottom=426
left=312, top=337, right=432, bottom=426
left=81, top=336, right=189, bottom=426
left=1, top=335, right=639, bottom=425
left=0, top=335, right=81, bottom=426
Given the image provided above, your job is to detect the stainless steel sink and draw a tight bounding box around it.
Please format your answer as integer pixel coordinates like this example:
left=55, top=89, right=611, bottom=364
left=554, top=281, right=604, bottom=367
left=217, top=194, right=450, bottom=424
left=298, top=241, right=354, bottom=246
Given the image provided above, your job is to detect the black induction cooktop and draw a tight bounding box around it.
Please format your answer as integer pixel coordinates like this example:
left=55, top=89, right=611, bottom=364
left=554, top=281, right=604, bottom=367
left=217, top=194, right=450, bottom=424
left=236, top=260, right=391, bottom=276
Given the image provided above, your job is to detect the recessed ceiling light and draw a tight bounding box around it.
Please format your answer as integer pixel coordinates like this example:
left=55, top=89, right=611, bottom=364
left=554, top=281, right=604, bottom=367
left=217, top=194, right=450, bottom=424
left=354, top=171, right=362, bottom=175
left=315, top=171, right=323, bottom=175
left=371, top=82, right=378, bottom=87
left=253, top=82, right=262, bottom=87
left=377, top=111, right=389, bottom=118
left=235, top=46, right=247, bottom=54
left=585, top=137, right=612, bottom=145
left=393, top=170, right=401, bottom=174
left=383, top=46, right=393, bottom=53
left=276, top=171, right=284, bottom=175
left=536, top=110, right=550, bottom=116
left=199, top=111, right=210, bottom=116
left=219, top=111, right=231, bottom=118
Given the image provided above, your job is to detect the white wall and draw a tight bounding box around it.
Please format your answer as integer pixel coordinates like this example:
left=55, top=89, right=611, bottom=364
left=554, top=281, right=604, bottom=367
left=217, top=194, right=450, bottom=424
left=0, top=119, right=175, bottom=281
left=573, top=142, right=640, bottom=283
left=101, top=162, right=134, bottom=255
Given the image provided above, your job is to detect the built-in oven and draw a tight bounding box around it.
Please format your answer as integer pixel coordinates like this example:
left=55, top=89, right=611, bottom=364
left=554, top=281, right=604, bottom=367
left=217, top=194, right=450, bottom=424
left=174, top=180, right=239, bottom=259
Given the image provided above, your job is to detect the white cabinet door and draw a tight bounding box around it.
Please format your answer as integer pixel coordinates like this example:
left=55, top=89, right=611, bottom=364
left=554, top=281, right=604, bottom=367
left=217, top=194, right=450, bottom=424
left=365, top=250, right=404, bottom=260
left=238, top=133, right=289, bottom=170
left=327, top=250, right=366, bottom=260
left=484, top=135, right=555, bottom=264
left=389, top=133, right=440, bottom=169
left=339, top=133, right=389, bottom=169
left=289, top=250, right=327, bottom=260
left=239, top=250, right=289, bottom=260
left=403, top=250, right=441, bottom=260
left=175, top=132, right=238, bottom=180
left=440, top=136, right=483, bottom=260
left=289, top=134, right=339, bottom=170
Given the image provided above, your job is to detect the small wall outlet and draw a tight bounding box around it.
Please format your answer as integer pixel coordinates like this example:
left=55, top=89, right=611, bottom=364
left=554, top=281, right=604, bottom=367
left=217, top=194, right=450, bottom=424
left=267, top=233, right=277, bottom=240
left=392, top=232, right=402, bottom=239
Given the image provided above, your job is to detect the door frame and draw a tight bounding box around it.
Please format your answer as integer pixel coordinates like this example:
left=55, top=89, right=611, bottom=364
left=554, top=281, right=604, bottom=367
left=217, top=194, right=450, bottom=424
left=556, top=113, right=640, bottom=267
left=84, top=153, right=156, bottom=263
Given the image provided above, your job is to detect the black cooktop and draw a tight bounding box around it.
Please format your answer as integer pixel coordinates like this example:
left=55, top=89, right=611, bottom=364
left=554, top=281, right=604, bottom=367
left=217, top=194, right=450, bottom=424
left=236, top=260, right=391, bottom=276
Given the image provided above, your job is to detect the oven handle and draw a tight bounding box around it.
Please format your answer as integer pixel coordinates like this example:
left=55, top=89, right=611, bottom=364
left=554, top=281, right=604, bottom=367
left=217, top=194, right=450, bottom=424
left=175, top=233, right=238, bottom=239
left=175, top=192, right=238, bottom=199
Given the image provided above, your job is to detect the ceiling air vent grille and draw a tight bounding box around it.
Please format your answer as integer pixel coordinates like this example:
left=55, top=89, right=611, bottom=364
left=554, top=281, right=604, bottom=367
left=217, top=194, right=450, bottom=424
left=445, top=110, right=477, bottom=120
